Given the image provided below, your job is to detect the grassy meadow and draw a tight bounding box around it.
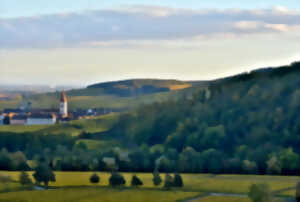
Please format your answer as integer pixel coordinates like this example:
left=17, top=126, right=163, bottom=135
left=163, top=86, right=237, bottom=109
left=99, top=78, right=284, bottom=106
left=0, top=171, right=298, bottom=202
left=0, top=113, right=118, bottom=136
left=0, top=187, right=199, bottom=202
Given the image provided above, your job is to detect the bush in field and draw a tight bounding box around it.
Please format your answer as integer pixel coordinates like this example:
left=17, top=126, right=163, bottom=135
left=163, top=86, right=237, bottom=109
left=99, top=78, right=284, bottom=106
left=131, top=175, right=143, bottom=187
left=164, top=173, right=174, bottom=189
left=109, top=172, right=126, bottom=187
left=33, top=163, right=56, bottom=187
left=0, top=174, right=13, bottom=184
left=19, top=171, right=33, bottom=186
left=296, top=182, right=300, bottom=202
left=152, top=170, right=162, bottom=186
left=89, top=173, right=100, bottom=184
left=248, top=184, right=272, bottom=202
left=173, top=173, right=183, bottom=187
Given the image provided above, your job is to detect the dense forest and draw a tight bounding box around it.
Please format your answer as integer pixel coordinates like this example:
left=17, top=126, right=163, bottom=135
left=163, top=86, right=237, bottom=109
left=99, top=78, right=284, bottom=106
left=109, top=61, right=300, bottom=175
left=0, top=62, right=299, bottom=175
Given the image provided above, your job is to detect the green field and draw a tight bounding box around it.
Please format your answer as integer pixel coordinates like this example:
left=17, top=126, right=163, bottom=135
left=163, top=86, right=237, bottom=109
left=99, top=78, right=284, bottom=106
left=0, top=89, right=181, bottom=111
left=0, top=113, right=118, bottom=136
left=0, top=172, right=298, bottom=195
left=0, top=187, right=199, bottom=202
left=0, top=171, right=297, bottom=202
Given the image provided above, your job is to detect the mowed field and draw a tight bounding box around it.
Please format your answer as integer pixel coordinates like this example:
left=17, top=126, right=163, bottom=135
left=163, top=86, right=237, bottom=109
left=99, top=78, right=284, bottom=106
left=0, top=172, right=298, bottom=202
left=0, top=187, right=199, bottom=202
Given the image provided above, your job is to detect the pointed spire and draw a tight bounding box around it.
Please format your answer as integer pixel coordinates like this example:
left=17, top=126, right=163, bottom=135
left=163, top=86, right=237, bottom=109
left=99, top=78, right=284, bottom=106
left=60, top=91, right=67, bottom=103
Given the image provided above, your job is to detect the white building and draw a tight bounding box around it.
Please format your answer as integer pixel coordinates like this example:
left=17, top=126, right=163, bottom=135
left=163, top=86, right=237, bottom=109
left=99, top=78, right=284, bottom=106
left=0, top=115, right=4, bottom=125
left=60, top=91, right=68, bottom=118
left=26, top=114, right=56, bottom=125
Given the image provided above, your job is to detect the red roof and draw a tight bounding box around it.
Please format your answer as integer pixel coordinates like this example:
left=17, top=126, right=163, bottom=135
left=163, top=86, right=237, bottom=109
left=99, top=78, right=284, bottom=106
left=60, top=91, right=67, bottom=102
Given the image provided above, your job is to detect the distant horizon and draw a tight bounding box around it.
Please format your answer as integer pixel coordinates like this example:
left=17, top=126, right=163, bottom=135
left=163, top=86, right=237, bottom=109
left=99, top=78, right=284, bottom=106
left=1, top=1, right=300, bottom=86
left=0, top=60, right=298, bottom=87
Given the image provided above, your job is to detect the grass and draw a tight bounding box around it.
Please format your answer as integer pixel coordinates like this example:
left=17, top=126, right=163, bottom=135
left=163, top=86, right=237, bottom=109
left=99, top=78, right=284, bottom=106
left=0, top=89, right=180, bottom=111
left=0, top=172, right=298, bottom=197
left=0, top=113, right=119, bottom=136
left=0, top=187, right=198, bottom=202
left=195, top=196, right=251, bottom=202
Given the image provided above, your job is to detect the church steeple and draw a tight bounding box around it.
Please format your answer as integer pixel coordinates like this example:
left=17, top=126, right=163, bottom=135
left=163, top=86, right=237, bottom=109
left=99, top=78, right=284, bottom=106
left=59, top=91, right=68, bottom=117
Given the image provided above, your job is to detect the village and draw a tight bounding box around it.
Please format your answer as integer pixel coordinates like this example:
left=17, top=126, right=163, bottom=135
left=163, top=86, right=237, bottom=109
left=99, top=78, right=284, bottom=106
left=0, top=91, right=109, bottom=125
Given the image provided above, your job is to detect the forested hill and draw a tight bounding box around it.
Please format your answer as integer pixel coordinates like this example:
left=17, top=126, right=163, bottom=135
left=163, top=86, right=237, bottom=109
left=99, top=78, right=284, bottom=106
left=108, top=61, right=300, bottom=174
left=87, top=79, right=194, bottom=97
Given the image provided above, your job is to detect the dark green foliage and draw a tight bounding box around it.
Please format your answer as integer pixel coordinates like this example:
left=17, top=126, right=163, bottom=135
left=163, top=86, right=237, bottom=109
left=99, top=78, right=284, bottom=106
left=152, top=170, right=162, bottom=186
left=173, top=173, right=183, bottom=187
left=108, top=62, right=300, bottom=175
left=248, top=184, right=272, bottom=202
left=19, top=171, right=32, bottom=186
left=33, top=163, right=56, bottom=186
left=130, top=175, right=143, bottom=187
left=109, top=172, right=126, bottom=187
left=89, top=173, right=100, bottom=184
left=164, top=174, right=174, bottom=189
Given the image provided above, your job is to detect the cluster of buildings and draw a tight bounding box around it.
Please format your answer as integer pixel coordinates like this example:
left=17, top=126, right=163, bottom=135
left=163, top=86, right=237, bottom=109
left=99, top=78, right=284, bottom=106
left=0, top=91, right=110, bottom=126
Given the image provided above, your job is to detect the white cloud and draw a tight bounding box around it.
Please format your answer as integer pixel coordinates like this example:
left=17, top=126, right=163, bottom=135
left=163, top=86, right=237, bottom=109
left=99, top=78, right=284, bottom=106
left=1, top=6, right=300, bottom=48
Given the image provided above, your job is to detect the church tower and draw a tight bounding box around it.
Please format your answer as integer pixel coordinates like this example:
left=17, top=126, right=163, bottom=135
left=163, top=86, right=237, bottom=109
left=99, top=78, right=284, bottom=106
left=60, top=91, right=68, bottom=117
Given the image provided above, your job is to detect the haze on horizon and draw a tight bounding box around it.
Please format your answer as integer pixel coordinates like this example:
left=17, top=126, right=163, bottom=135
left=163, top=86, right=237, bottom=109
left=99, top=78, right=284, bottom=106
left=1, top=0, right=300, bottom=86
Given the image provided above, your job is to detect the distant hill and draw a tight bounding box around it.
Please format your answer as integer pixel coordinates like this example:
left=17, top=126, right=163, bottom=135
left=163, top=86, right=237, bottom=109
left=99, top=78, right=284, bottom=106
left=87, top=79, right=193, bottom=97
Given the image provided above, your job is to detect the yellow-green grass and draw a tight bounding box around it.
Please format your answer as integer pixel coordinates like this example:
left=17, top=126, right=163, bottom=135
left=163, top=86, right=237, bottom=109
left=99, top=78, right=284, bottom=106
left=0, top=113, right=118, bottom=136
left=76, top=139, right=120, bottom=150
left=0, top=172, right=299, bottom=197
left=0, top=187, right=198, bottom=202
left=0, top=125, right=50, bottom=133
left=0, top=182, right=21, bottom=192
left=194, top=196, right=251, bottom=202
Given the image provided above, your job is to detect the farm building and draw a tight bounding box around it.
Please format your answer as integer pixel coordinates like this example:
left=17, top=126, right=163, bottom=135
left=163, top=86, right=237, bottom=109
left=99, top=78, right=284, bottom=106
left=26, top=113, right=56, bottom=125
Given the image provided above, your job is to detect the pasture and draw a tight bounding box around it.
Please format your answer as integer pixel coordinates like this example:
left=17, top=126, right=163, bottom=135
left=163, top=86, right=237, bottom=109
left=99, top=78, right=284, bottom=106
left=0, top=172, right=298, bottom=202
left=0, top=113, right=118, bottom=136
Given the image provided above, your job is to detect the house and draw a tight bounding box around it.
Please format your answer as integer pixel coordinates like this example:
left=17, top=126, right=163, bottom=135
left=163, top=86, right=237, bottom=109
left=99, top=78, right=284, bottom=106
left=10, top=115, right=27, bottom=125
left=0, top=114, right=3, bottom=125
left=26, top=113, right=56, bottom=125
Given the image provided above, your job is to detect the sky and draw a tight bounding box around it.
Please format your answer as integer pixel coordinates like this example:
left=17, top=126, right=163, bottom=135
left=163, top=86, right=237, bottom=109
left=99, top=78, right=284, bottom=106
left=0, top=1, right=300, bottom=86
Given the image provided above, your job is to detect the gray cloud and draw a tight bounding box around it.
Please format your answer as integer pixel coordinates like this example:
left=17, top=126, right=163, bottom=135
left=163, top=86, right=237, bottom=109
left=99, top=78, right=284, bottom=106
left=1, top=6, right=300, bottom=48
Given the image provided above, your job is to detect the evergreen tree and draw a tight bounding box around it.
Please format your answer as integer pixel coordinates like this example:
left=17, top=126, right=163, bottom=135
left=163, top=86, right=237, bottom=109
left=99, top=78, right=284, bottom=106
left=164, top=173, right=174, bottom=189
left=131, top=175, right=143, bottom=187
left=173, top=173, right=183, bottom=187
left=152, top=170, right=162, bottom=186
left=109, top=172, right=126, bottom=187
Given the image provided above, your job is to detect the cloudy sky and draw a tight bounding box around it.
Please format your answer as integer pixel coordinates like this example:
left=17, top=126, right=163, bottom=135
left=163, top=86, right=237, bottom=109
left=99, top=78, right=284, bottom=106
left=1, top=1, right=300, bottom=86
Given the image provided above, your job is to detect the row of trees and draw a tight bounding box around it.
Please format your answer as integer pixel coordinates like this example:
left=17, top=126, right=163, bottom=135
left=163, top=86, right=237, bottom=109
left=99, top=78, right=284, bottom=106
left=89, top=171, right=183, bottom=188
left=18, top=162, right=183, bottom=189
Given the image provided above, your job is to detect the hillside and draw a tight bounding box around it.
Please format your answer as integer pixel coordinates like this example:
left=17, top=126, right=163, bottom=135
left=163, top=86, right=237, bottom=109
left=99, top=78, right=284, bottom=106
left=104, top=61, right=300, bottom=174
left=0, top=79, right=203, bottom=111
left=0, top=62, right=299, bottom=175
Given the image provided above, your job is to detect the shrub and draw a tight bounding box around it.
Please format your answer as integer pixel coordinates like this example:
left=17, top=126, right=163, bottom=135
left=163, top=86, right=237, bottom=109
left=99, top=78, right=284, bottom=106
left=173, top=173, right=183, bottom=187
left=131, top=175, right=143, bottom=187
left=19, top=171, right=33, bottom=186
left=248, top=184, right=272, bottom=202
left=152, top=170, right=162, bottom=186
left=89, top=173, right=100, bottom=184
left=109, top=172, right=126, bottom=187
